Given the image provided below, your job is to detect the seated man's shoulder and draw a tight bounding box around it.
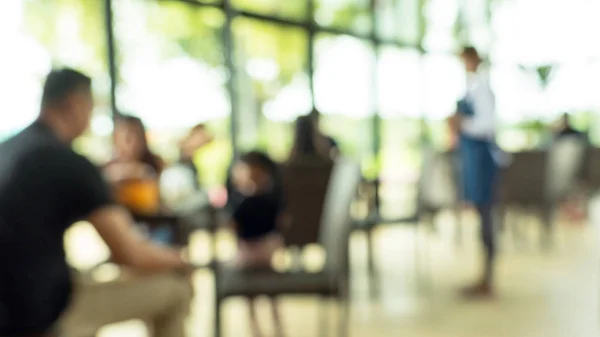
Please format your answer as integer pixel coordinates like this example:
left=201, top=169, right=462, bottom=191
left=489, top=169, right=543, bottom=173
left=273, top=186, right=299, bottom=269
left=19, top=144, right=97, bottom=179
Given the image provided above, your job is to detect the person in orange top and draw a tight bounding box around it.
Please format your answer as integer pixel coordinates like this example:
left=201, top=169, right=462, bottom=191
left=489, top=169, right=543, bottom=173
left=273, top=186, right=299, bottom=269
left=104, top=115, right=170, bottom=241
left=105, top=114, right=164, bottom=182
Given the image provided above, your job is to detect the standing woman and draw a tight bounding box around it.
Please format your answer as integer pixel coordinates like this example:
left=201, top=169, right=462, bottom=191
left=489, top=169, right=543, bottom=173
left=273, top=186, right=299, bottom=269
left=449, top=46, right=498, bottom=297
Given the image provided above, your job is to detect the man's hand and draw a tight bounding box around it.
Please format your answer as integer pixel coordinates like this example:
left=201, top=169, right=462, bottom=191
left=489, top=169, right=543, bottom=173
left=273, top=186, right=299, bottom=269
left=88, top=206, right=188, bottom=273
left=447, top=113, right=462, bottom=132
left=447, top=113, right=462, bottom=150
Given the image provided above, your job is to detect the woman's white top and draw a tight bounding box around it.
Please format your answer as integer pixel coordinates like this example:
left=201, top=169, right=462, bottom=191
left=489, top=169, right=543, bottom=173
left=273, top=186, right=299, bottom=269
left=460, top=70, right=496, bottom=140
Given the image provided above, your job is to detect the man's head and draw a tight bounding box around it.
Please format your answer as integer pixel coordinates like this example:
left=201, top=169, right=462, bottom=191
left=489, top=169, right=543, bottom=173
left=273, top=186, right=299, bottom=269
left=40, top=68, right=93, bottom=139
left=460, top=46, right=482, bottom=73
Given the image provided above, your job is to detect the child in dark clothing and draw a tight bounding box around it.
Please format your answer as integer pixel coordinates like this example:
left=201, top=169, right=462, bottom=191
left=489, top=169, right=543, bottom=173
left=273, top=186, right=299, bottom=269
left=229, top=151, right=286, bottom=337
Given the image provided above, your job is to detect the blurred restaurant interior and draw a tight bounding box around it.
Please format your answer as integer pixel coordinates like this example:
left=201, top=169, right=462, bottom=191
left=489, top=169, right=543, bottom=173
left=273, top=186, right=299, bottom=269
left=2, top=0, right=600, bottom=336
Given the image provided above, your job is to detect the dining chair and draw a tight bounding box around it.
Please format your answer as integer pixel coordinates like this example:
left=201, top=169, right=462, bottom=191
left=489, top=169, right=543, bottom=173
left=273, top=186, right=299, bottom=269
left=280, top=158, right=333, bottom=248
left=213, top=159, right=361, bottom=337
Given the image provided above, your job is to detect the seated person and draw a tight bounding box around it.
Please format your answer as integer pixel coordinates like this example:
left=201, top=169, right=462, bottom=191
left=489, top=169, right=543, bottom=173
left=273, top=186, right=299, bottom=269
left=554, top=113, right=586, bottom=139
left=288, top=115, right=333, bottom=163
left=552, top=113, right=587, bottom=222
left=0, top=69, right=193, bottom=337
left=104, top=114, right=164, bottom=213
left=309, top=110, right=340, bottom=159
left=178, top=123, right=213, bottom=189
left=228, top=151, right=286, bottom=337
left=104, top=115, right=174, bottom=244
left=160, top=124, right=214, bottom=212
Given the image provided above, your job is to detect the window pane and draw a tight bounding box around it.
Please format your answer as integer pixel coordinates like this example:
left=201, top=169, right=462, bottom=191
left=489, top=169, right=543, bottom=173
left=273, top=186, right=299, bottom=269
left=422, top=54, right=464, bottom=120
left=376, top=0, right=421, bottom=45
left=315, top=35, right=375, bottom=118
left=232, top=0, right=306, bottom=20
left=460, top=0, right=491, bottom=52
left=232, top=18, right=310, bottom=160
left=314, top=34, right=375, bottom=164
left=315, top=0, right=372, bottom=35
left=491, top=0, right=600, bottom=65
left=0, top=0, right=111, bottom=162
left=379, top=118, right=421, bottom=218
left=544, top=63, right=600, bottom=117
left=377, top=46, right=423, bottom=210
left=490, top=65, right=544, bottom=124
left=114, top=0, right=230, bottom=186
left=423, top=0, right=459, bottom=52
left=378, top=47, right=422, bottom=118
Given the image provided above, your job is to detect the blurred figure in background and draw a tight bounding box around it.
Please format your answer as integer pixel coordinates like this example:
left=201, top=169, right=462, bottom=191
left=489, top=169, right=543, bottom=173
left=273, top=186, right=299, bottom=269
left=105, top=115, right=171, bottom=242
left=228, top=151, right=286, bottom=337
left=310, top=110, right=340, bottom=159
left=552, top=113, right=587, bottom=223
left=160, top=124, right=214, bottom=212
left=105, top=114, right=164, bottom=184
left=449, top=46, right=498, bottom=297
left=288, top=115, right=332, bottom=163
left=554, top=113, right=585, bottom=139
left=0, top=69, right=192, bottom=337
left=104, top=114, right=164, bottom=214
left=178, top=123, right=213, bottom=189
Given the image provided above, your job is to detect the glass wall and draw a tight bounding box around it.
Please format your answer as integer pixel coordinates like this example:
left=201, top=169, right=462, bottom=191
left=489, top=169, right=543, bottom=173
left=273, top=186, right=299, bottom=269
left=113, top=0, right=230, bottom=185
left=232, top=19, right=310, bottom=160
left=3, top=0, right=600, bottom=186
left=0, top=0, right=111, bottom=163
left=314, top=34, right=375, bottom=165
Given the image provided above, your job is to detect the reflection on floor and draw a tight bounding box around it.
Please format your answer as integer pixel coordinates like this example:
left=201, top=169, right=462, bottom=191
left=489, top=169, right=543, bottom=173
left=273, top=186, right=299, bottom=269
left=65, top=208, right=600, bottom=337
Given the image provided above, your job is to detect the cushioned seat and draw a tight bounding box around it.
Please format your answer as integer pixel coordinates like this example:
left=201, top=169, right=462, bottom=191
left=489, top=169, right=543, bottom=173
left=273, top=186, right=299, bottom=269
left=217, top=267, right=337, bottom=298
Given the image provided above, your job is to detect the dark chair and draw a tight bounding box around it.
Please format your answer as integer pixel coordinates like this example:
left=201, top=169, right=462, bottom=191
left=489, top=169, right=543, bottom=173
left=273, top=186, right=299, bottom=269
left=280, top=158, right=333, bottom=248
left=498, top=137, right=586, bottom=248
left=417, top=148, right=461, bottom=235
left=580, top=146, right=600, bottom=193
left=214, top=160, right=362, bottom=337
left=353, top=146, right=454, bottom=296
left=497, top=151, right=548, bottom=244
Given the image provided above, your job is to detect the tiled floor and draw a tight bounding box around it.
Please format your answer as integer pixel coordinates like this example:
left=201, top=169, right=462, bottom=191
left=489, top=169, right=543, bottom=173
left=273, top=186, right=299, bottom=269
left=65, top=207, right=600, bottom=337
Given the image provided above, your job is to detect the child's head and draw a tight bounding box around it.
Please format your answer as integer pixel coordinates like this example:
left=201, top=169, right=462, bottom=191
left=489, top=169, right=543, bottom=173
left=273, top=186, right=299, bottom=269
left=231, top=151, right=279, bottom=196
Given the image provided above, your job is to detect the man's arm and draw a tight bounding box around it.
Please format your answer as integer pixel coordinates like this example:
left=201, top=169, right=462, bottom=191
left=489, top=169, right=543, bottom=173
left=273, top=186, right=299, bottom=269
left=64, top=153, right=188, bottom=273
left=87, top=206, right=186, bottom=272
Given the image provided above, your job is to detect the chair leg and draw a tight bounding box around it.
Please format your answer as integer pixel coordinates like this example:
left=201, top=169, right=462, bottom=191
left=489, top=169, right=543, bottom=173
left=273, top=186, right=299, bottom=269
left=414, top=220, right=432, bottom=293
left=338, top=297, right=349, bottom=337
left=319, top=296, right=329, bottom=337
left=509, top=209, right=527, bottom=250
left=541, top=206, right=554, bottom=250
left=414, top=222, right=421, bottom=291
left=365, top=229, right=378, bottom=299
left=214, top=298, right=222, bottom=337
left=454, top=207, right=463, bottom=248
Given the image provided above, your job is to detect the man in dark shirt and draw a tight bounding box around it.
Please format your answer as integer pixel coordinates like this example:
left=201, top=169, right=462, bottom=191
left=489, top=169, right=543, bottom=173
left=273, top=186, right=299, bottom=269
left=0, top=69, right=193, bottom=337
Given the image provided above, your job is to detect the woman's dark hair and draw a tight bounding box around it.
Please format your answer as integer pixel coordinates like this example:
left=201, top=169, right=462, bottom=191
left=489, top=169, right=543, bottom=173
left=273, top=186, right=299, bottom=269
left=115, top=114, right=162, bottom=173
left=241, top=151, right=283, bottom=197
left=292, top=115, right=321, bottom=156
